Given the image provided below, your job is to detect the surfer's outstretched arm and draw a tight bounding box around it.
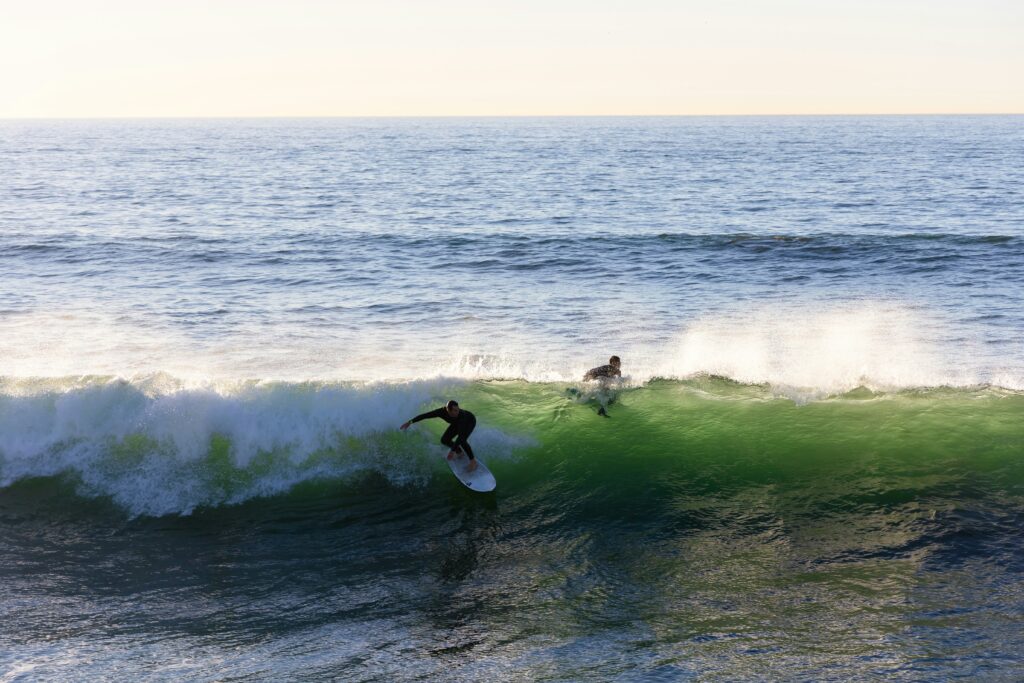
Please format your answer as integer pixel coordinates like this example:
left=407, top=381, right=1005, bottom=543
left=400, top=408, right=446, bottom=430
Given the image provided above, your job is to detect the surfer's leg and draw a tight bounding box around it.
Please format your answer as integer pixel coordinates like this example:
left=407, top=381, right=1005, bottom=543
left=453, top=418, right=476, bottom=459
left=457, top=418, right=478, bottom=470
left=440, top=424, right=461, bottom=458
left=454, top=436, right=477, bottom=471
left=454, top=436, right=474, bottom=460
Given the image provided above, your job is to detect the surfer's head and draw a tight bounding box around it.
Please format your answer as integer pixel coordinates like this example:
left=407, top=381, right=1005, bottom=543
left=609, top=355, right=621, bottom=368
left=445, top=399, right=460, bottom=417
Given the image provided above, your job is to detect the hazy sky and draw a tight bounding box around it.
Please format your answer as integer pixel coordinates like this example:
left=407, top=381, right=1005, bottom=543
left=3, top=0, right=1021, bottom=117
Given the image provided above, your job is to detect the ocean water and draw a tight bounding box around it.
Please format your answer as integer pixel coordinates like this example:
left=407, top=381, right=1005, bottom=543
left=1, top=116, right=1023, bottom=680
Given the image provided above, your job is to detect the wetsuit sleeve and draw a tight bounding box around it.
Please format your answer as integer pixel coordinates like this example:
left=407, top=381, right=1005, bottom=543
left=410, top=408, right=445, bottom=423
left=584, top=365, right=617, bottom=380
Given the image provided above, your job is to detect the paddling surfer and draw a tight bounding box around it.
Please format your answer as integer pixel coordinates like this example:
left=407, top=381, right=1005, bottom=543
left=400, top=400, right=478, bottom=472
left=584, top=355, right=622, bottom=381
left=583, top=355, right=622, bottom=417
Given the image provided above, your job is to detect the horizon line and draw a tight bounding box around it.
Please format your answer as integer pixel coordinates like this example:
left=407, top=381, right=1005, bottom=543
left=2, top=112, right=1023, bottom=122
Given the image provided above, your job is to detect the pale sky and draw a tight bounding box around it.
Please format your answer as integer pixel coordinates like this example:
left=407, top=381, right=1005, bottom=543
left=2, top=0, right=1021, bottom=117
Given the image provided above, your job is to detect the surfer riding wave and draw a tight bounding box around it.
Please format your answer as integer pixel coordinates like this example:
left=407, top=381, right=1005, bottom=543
left=401, top=400, right=478, bottom=472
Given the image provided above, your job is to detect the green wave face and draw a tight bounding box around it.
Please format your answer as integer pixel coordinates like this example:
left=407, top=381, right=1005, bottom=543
left=471, top=378, right=1024, bottom=481
left=462, top=379, right=1024, bottom=520
left=2, top=376, right=1021, bottom=519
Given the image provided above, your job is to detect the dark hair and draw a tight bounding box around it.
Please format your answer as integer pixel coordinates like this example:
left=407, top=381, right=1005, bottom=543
left=445, top=399, right=459, bottom=411
left=609, top=356, right=621, bottom=365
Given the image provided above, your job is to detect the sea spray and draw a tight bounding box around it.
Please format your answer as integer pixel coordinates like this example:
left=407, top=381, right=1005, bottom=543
left=3, top=302, right=1019, bottom=392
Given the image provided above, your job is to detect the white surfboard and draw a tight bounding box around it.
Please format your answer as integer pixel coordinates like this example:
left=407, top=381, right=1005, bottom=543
left=445, top=452, right=496, bottom=492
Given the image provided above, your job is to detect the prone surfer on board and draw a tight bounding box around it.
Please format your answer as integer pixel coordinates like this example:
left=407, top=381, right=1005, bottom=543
left=400, top=400, right=478, bottom=472
left=584, top=355, right=622, bottom=381
left=583, top=355, right=622, bottom=417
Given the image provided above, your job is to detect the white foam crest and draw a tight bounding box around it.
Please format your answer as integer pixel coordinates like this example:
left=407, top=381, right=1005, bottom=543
left=655, top=302, right=1010, bottom=396
left=1, top=302, right=1020, bottom=392
left=0, top=376, right=521, bottom=516
left=399, top=302, right=1024, bottom=394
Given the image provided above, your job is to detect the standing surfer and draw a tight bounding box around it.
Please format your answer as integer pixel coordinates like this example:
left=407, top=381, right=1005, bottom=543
left=400, top=400, right=478, bottom=472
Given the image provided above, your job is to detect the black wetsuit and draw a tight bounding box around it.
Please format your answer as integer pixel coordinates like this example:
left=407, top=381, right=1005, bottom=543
left=410, top=407, right=477, bottom=460
left=583, top=364, right=621, bottom=380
